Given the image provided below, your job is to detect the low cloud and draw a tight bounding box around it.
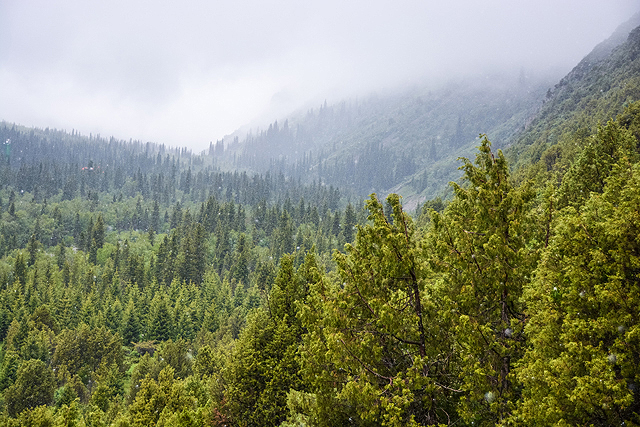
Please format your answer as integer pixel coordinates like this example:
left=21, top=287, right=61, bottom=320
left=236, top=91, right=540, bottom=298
left=0, top=0, right=637, bottom=150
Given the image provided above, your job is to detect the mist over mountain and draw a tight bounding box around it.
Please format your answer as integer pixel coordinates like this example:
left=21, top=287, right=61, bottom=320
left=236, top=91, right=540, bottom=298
left=215, top=71, right=551, bottom=208
left=1, top=1, right=637, bottom=148
left=200, top=11, right=638, bottom=210
left=2, top=7, right=640, bottom=427
left=508, top=11, right=640, bottom=168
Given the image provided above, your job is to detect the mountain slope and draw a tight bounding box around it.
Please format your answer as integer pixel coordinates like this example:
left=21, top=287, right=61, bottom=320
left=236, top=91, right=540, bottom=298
left=216, top=73, right=552, bottom=208
left=213, top=13, right=640, bottom=211
left=508, top=12, right=640, bottom=173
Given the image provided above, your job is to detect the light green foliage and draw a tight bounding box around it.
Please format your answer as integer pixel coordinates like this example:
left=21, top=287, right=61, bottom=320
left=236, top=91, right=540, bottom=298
left=428, top=137, right=537, bottom=425
left=557, top=119, right=639, bottom=208
left=160, top=339, right=193, bottom=379
left=126, top=353, right=163, bottom=405
left=52, top=324, right=123, bottom=378
left=128, top=371, right=168, bottom=427
left=193, top=345, right=216, bottom=378
left=516, top=159, right=640, bottom=425
left=2, top=404, right=55, bottom=427
left=54, top=399, right=84, bottom=427
left=300, top=194, right=456, bottom=426
left=90, top=362, right=125, bottom=412
left=129, top=365, right=197, bottom=427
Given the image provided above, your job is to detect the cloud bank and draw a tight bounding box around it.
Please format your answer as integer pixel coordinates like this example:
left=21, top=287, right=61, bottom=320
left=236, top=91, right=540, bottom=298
left=0, top=0, right=637, bottom=150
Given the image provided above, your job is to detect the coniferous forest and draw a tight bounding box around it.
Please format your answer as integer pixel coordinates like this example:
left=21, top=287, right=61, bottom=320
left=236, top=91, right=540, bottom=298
left=2, top=13, right=640, bottom=427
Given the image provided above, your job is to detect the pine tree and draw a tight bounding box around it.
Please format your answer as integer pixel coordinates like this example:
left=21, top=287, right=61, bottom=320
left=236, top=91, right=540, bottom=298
left=105, top=298, right=124, bottom=333
left=557, top=119, right=638, bottom=208
left=56, top=242, right=66, bottom=270
left=4, top=359, right=55, bottom=417
left=26, top=234, right=38, bottom=267
left=343, top=202, right=356, bottom=243
left=92, top=214, right=105, bottom=249
left=148, top=295, right=174, bottom=342
left=225, top=254, right=311, bottom=426
left=121, top=298, right=141, bottom=345
left=229, top=233, right=250, bottom=286
left=13, top=253, right=27, bottom=287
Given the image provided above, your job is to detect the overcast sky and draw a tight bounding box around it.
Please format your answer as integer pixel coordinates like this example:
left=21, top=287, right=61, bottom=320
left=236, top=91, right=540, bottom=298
left=0, top=1, right=638, bottom=151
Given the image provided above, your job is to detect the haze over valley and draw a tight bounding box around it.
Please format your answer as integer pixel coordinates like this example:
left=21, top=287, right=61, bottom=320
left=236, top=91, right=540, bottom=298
left=2, top=3, right=640, bottom=426
left=1, top=0, right=637, bottom=150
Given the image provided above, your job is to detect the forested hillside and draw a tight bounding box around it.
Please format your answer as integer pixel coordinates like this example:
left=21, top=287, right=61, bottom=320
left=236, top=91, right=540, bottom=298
left=216, top=73, right=550, bottom=206
left=0, top=123, right=366, bottom=425
left=1, top=12, right=640, bottom=427
left=508, top=12, right=640, bottom=174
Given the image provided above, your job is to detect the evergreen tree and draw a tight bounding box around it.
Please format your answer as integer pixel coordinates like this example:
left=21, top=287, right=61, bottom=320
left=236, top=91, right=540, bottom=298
left=515, top=156, right=640, bottom=425
left=148, top=294, right=174, bottom=342
left=428, top=136, right=537, bottom=425
left=229, top=233, right=250, bottom=286
left=225, top=254, right=311, bottom=426
left=55, top=242, right=66, bottom=270
left=300, top=195, right=456, bottom=426
left=4, top=359, right=56, bottom=417
left=26, top=234, right=38, bottom=267
left=121, top=298, right=141, bottom=345
left=13, top=253, right=27, bottom=287
left=92, top=214, right=106, bottom=249
left=557, top=119, right=638, bottom=208
left=343, top=202, right=356, bottom=243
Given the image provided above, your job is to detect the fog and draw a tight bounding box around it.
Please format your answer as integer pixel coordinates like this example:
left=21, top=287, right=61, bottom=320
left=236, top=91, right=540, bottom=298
left=0, top=0, right=637, bottom=151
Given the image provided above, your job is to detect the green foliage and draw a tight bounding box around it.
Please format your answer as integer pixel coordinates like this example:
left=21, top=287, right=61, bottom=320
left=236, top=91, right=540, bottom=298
left=428, top=137, right=538, bottom=425
left=509, top=20, right=640, bottom=173
left=193, top=345, right=216, bottom=378
left=3, top=404, right=55, bottom=427
left=160, top=339, right=193, bottom=379
left=0, top=350, right=20, bottom=391
left=557, top=119, right=639, bottom=208
left=4, top=359, right=55, bottom=417
left=52, top=324, right=124, bottom=378
left=147, top=294, right=174, bottom=342
left=128, top=370, right=170, bottom=427
left=223, top=253, right=313, bottom=426
left=300, top=194, right=456, bottom=426
left=515, top=159, right=640, bottom=425
left=121, top=299, right=141, bottom=346
left=1, top=23, right=640, bottom=424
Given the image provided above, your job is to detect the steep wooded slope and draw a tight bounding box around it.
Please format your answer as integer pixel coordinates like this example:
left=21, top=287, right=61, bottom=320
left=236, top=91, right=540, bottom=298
left=217, top=74, right=551, bottom=207
left=508, top=12, right=640, bottom=173
left=215, top=13, right=640, bottom=210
